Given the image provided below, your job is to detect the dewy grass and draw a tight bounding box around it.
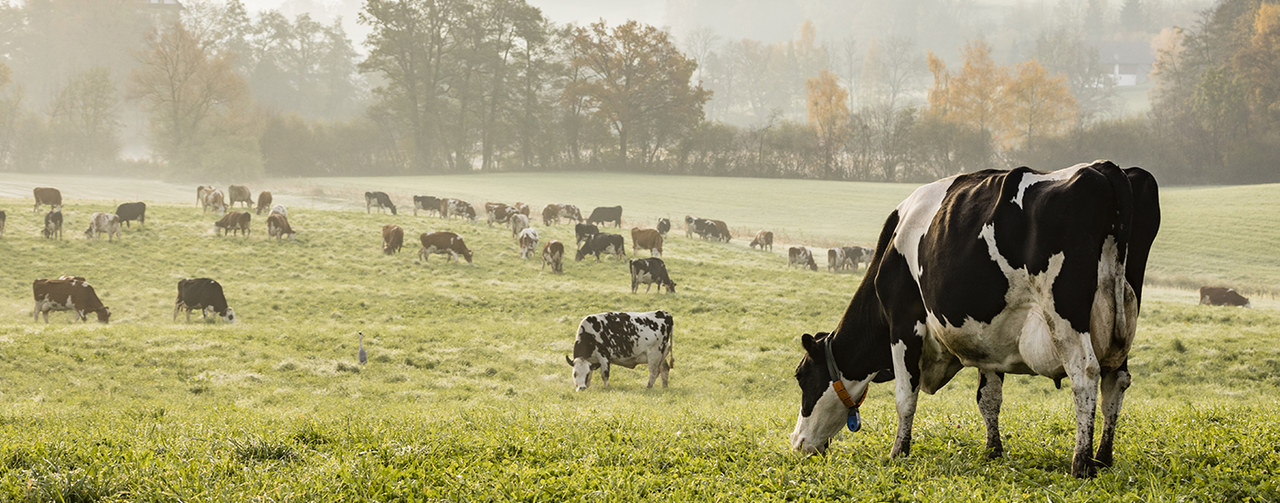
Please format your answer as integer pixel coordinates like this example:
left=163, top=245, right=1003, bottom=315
left=0, top=176, right=1277, bottom=500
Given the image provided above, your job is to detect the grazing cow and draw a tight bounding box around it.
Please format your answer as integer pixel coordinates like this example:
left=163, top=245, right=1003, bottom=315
left=630, top=257, right=676, bottom=293
left=365, top=191, right=397, bottom=215
left=576, top=233, right=626, bottom=262
left=43, top=209, right=62, bottom=239
left=33, top=277, right=110, bottom=323
left=631, top=227, right=663, bottom=257
left=560, top=204, right=583, bottom=223
left=0, top=209, right=5, bottom=236
left=215, top=211, right=251, bottom=236
left=174, top=278, right=236, bottom=323
left=518, top=227, right=540, bottom=259
left=587, top=205, right=623, bottom=227
left=256, top=191, right=273, bottom=215
left=788, top=246, right=817, bottom=271
left=270, top=204, right=287, bottom=217
left=513, top=202, right=531, bottom=216
left=266, top=213, right=295, bottom=240
left=197, top=185, right=214, bottom=207
left=442, top=199, right=476, bottom=222
left=84, top=212, right=122, bottom=241
left=841, top=246, right=874, bottom=271
left=575, top=223, right=599, bottom=246
left=828, top=248, right=847, bottom=272
left=686, top=216, right=720, bottom=241
left=750, top=230, right=774, bottom=251
left=486, top=202, right=512, bottom=226
left=33, top=187, right=61, bottom=212
left=382, top=224, right=404, bottom=254
left=542, top=204, right=562, bottom=225
left=788, top=161, right=1160, bottom=479
left=205, top=190, right=227, bottom=214
left=511, top=214, right=530, bottom=238
left=228, top=185, right=254, bottom=208
left=418, top=231, right=473, bottom=263
left=657, top=218, right=670, bottom=237
left=542, top=240, right=564, bottom=273
left=565, top=310, right=674, bottom=391
left=710, top=219, right=731, bottom=242
left=1199, top=286, right=1250, bottom=307
left=413, top=195, right=442, bottom=216
left=115, top=202, right=146, bottom=227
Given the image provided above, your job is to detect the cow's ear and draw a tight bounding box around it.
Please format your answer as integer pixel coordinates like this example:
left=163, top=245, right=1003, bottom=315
left=801, top=333, right=819, bottom=356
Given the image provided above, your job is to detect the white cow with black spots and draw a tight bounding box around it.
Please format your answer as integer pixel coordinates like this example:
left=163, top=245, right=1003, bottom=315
left=565, top=310, right=674, bottom=391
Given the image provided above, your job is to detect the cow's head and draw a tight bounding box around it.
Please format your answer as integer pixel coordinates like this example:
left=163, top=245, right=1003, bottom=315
left=574, top=246, right=588, bottom=262
left=663, top=280, right=677, bottom=293
left=205, top=306, right=236, bottom=323
left=790, top=332, right=871, bottom=455
left=565, top=355, right=600, bottom=391
left=95, top=307, right=111, bottom=323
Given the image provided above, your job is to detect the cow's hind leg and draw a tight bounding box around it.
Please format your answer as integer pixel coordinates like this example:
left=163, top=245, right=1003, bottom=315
left=976, top=370, right=1005, bottom=458
left=1057, top=331, right=1101, bottom=478
left=1095, top=361, right=1131, bottom=468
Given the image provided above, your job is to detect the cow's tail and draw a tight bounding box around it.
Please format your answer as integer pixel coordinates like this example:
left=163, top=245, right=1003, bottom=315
left=1096, top=161, right=1135, bottom=347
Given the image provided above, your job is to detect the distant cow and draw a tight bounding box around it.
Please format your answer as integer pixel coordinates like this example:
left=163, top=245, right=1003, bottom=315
left=565, top=310, right=674, bottom=391
left=513, top=202, right=531, bottom=216
left=686, top=216, right=720, bottom=241
left=382, top=224, right=404, bottom=254
left=519, top=227, right=540, bottom=259
left=587, top=206, right=623, bottom=227
left=43, top=209, right=62, bottom=239
left=197, top=185, right=214, bottom=207
left=365, top=191, right=396, bottom=215
left=205, top=189, right=227, bottom=214
left=543, top=240, right=564, bottom=273
left=442, top=199, right=476, bottom=222
left=413, top=195, right=442, bottom=216
left=749, top=230, right=773, bottom=251
left=84, top=212, right=121, bottom=241
left=841, top=246, right=873, bottom=271
left=631, top=227, right=663, bottom=257
left=575, top=223, right=599, bottom=245
left=0, top=210, right=5, bottom=236
left=228, top=185, right=254, bottom=208
left=560, top=204, right=583, bottom=223
left=1200, top=286, right=1251, bottom=307
left=710, top=219, right=731, bottom=242
left=266, top=213, right=295, bottom=240
left=418, top=231, right=473, bottom=263
left=270, top=205, right=287, bottom=218
left=255, top=191, right=272, bottom=215
left=115, top=202, right=146, bottom=227
left=33, top=277, right=110, bottom=323
left=576, top=233, right=626, bottom=262
left=656, top=218, right=670, bottom=237
left=542, top=204, right=562, bottom=225
left=33, top=187, right=61, bottom=212
left=486, top=202, right=512, bottom=226
left=215, top=211, right=251, bottom=236
left=828, top=248, right=847, bottom=272
left=511, top=214, right=530, bottom=238
left=174, top=278, right=236, bottom=323
left=630, top=257, right=676, bottom=293
left=788, top=246, right=817, bottom=271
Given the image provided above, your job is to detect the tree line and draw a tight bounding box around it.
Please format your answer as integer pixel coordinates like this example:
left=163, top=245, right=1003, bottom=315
left=0, top=0, right=1276, bottom=184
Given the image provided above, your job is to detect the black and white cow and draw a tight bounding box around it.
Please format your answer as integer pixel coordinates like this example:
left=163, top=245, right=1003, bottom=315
left=365, top=191, right=396, bottom=215
left=564, top=310, right=674, bottom=391
left=414, top=195, right=442, bottom=216
left=789, top=161, right=1160, bottom=478
left=656, top=218, right=671, bottom=237
left=174, top=278, right=236, bottom=323
left=629, top=257, right=676, bottom=293
left=575, top=233, right=625, bottom=262
left=841, top=246, right=874, bottom=271
left=575, top=223, right=599, bottom=246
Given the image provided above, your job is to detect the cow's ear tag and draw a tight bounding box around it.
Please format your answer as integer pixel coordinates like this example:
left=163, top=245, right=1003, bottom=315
left=846, top=409, right=861, bottom=432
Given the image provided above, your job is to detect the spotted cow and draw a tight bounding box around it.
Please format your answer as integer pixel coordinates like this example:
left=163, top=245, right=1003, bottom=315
left=657, top=218, right=671, bottom=237
left=750, top=230, right=774, bottom=251
left=418, top=231, right=473, bottom=263
left=33, top=277, right=110, bottom=323
left=788, top=246, right=817, bottom=271
left=629, top=257, right=676, bottom=293
left=267, top=213, right=295, bottom=240
left=565, top=310, right=674, bottom=391
left=414, top=195, right=442, bottom=216
left=576, top=233, right=625, bottom=262
left=365, top=191, right=397, bottom=215
left=518, top=227, right=540, bottom=259
left=84, top=212, right=122, bottom=241
left=543, top=240, right=564, bottom=273
left=789, top=161, right=1160, bottom=479
left=43, top=209, right=63, bottom=239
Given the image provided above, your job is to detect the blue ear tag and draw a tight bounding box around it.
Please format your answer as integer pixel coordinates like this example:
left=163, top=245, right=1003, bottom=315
left=846, top=408, right=861, bottom=432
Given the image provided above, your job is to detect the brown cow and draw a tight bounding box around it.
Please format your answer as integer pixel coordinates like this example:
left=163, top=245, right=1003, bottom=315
left=205, top=189, right=227, bottom=214
left=631, top=227, right=663, bottom=257
left=418, top=231, right=473, bottom=263
left=485, top=202, right=512, bottom=226
left=256, top=191, right=273, bottom=215
left=710, top=219, right=731, bottom=243
left=1199, top=286, right=1251, bottom=308
left=215, top=211, right=251, bottom=236
left=267, top=213, right=295, bottom=240
left=542, top=204, right=562, bottom=225
left=228, top=185, right=254, bottom=208
left=33, top=277, right=110, bottom=323
left=383, top=224, right=404, bottom=255
left=542, top=240, right=564, bottom=273
left=749, top=230, right=773, bottom=251
left=513, top=202, right=530, bottom=216
left=33, top=187, right=61, bottom=212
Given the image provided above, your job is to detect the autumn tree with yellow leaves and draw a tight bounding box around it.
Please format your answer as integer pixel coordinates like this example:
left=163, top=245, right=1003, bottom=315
left=805, top=69, right=849, bottom=179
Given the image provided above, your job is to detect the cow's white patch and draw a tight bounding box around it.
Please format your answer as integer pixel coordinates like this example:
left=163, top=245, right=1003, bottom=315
left=893, top=176, right=959, bottom=280
left=1010, top=162, right=1089, bottom=209
left=789, top=374, right=874, bottom=454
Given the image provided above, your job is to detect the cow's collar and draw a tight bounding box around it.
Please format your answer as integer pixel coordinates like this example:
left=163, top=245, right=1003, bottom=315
left=819, top=335, right=870, bottom=409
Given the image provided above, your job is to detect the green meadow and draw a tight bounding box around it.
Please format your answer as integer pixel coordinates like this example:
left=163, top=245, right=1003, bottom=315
left=0, top=173, right=1277, bottom=501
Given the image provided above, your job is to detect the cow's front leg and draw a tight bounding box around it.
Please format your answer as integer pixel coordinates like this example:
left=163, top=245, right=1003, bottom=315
left=976, top=370, right=1005, bottom=458
left=1095, top=361, right=1131, bottom=468
left=890, top=338, right=920, bottom=458
left=600, top=362, right=611, bottom=387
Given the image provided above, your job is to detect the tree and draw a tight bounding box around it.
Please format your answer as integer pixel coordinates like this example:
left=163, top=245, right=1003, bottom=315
left=130, top=22, right=258, bottom=177
left=49, top=67, right=120, bottom=169
left=805, top=69, right=848, bottom=178
left=568, top=20, right=711, bottom=169
left=1002, top=60, right=1077, bottom=150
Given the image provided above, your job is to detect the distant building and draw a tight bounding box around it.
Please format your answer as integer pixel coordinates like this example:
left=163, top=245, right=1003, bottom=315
left=136, top=0, right=183, bottom=27
left=1100, top=40, right=1154, bottom=87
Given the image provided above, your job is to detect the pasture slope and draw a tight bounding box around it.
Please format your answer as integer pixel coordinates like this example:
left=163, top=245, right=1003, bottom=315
left=0, top=173, right=1276, bottom=501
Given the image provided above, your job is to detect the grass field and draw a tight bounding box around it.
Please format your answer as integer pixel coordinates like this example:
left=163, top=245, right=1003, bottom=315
left=0, top=173, right=1278, bottom=501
